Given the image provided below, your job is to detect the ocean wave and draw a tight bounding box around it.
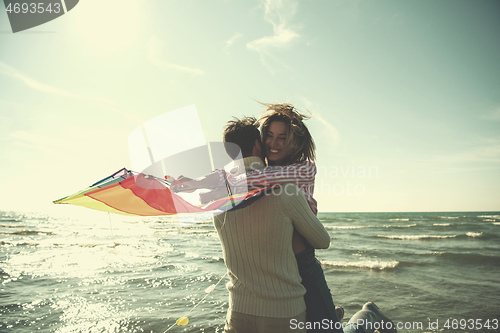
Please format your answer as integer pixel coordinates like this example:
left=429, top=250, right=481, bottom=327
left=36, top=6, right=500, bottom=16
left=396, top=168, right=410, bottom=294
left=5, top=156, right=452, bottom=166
left=433, top=223, right=450, bottom=226
left=378, top=234, right=457, bottom=240
left=477, top=215, right=500, bottom=219
left=0, top=224, right=29, bottom=228
left=389, top=218, right=410, bottom=221
left=321, top=259, right=399, bottom=270
left=493, top=222, right=500, bottom=225
left=433, top=251, right=499, bottom=265
left=379, top=232, right=488, bottom=240
left=439, top=216, right=460, bottom=219
left=325, top=224, right=416, bottom=230
left=153, top=228, right=217, bottom=236
left=386, top=224, right=417, bottom=228
left=2, top=241, right=40, bottom=247
left=0, top=218, right=21, bottom=222
left=0, top=230, right=55, bottom=236
left=466, top=232, right=483, bottom=238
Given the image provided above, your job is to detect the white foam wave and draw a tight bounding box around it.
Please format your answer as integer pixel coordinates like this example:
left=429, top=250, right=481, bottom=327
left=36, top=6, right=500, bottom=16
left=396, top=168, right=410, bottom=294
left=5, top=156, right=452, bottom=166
left=477, top=215, right=500, bottom=219
left=389, top=218, right=409, bottom=221
left=325, top=226, right=365, bottom=230
left=325, top=224, right=416, bottom=230
left=493, top=222, right=500, bottom=225
left=439, top=216, right=459, bottom=219
left=378, top=234, right=457, bottom=240
left=386, top=224, right=417, bottom=228
left=380, top=232, right=484, bottom=240
left=433, top=223, right=450, bottom=226
left=321, top=260, right=399, bottom=270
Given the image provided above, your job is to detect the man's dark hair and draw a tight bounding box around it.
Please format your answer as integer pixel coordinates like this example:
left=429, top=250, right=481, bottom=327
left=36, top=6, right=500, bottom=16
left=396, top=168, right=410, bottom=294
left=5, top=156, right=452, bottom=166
left=223, top=116, right=261, bottom=159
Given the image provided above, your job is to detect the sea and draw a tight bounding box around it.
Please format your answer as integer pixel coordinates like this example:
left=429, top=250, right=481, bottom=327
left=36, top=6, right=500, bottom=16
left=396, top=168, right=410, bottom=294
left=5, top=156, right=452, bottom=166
left=1, top=210, right=499, bottom=333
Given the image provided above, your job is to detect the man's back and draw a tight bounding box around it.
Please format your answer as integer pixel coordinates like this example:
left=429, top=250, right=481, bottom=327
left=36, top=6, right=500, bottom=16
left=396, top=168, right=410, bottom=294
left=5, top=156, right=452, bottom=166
left=213, top=185, right=330, bottom=318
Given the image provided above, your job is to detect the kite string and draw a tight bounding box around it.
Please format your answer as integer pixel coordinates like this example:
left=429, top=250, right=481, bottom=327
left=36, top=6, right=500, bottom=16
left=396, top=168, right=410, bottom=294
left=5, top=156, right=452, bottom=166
left=108, top=212, right=115, bottom=242
left=167, top=242, right=207, bottom=264
left=163, top=212, right=230, bottom=332
left=108, top=211, right=230, bottom=331
left=107, top=213, right=138, bottom=266
left=163, top=271, right=228, bottom=333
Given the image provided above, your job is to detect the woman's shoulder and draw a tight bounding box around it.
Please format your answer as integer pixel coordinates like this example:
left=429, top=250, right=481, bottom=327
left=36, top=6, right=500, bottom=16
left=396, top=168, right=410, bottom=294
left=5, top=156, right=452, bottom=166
left=300, top=160, right=315, bottom=167
left=297, top=160, right=316, bottom=171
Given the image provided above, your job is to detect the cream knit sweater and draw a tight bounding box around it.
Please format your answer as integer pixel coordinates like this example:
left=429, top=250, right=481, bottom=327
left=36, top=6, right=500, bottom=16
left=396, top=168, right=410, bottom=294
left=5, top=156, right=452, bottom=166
left=213, top=180, right=330, bottom=318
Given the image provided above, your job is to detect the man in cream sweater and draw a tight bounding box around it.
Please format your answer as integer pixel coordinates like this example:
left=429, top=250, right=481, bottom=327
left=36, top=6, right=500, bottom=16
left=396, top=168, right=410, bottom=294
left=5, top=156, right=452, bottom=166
left=212, top=117, right=331, bottom=333
left=175, top=117, right=397, bottom=333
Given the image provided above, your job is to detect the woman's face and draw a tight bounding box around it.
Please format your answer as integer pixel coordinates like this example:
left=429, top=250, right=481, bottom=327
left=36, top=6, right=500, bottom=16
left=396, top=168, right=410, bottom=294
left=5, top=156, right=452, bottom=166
left=265, top=121, right=288, bottom=165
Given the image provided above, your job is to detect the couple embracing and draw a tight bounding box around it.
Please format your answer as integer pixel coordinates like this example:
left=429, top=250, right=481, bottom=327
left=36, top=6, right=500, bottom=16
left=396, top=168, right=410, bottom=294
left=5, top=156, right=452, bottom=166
left=174, top=103, right=396, bottom=333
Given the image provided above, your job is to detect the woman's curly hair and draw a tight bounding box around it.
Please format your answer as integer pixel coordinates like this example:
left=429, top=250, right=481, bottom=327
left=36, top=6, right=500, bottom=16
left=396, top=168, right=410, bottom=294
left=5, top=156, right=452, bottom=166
left=258, top=103, right=316, bottom=165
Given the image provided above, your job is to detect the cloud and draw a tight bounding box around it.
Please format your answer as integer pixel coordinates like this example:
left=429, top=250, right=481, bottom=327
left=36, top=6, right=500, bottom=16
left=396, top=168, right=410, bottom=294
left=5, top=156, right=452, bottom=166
left=226, top=33, right=243, bottom=47
left=405, top=137, right=500, bottom=177
left=247, top=25, right=299, bottom=50
left=0, top=61, right=138, bottom=122
left=0, top=62, right=115, bottom=105
left=482, top=106, right=500, bottom=121
left=246, top=0, right=300, bottom=68
left=314, top=112, right=341, bottom=145
left=462, top=137, right=500, bottom=163
left=8, top=130, right=62, bottom=157
left=300, top=97, right=340, bottom=147
left=147, top=36, right=204, bottom=76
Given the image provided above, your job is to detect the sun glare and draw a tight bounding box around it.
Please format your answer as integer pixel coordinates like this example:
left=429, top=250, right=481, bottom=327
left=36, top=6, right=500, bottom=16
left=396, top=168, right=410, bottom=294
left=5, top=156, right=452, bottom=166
left=71, top=0, right=143, bottom=55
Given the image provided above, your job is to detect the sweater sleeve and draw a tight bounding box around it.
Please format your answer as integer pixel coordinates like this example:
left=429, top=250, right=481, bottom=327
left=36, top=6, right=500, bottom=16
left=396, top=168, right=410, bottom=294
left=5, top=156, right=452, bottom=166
left=282, top=185, right=330, bottom=249
left=227, top=161, right=316, bottom=187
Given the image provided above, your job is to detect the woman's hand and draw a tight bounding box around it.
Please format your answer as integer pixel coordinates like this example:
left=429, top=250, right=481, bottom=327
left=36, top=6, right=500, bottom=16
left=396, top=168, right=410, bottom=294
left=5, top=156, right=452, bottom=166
left=171, top=176, right=199, bottom=193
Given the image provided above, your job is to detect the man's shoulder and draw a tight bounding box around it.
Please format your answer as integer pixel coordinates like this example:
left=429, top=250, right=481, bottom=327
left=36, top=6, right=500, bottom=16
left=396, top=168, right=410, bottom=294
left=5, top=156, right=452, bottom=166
left=262, top=184, right=306, bottom=204
left=238, top=184, right=302, bottom=207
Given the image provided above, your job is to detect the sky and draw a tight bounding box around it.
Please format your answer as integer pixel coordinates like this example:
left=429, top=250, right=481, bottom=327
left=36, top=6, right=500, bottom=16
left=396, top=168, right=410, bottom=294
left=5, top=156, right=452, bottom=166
left=0, top=0, right=499, bottom=214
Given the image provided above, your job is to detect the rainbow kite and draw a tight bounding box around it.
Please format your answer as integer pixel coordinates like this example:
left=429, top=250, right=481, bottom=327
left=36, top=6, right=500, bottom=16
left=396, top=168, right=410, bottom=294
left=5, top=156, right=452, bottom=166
left=53, top=106, right=273, bottom=216
left=53, top=167, right=274, bottom=216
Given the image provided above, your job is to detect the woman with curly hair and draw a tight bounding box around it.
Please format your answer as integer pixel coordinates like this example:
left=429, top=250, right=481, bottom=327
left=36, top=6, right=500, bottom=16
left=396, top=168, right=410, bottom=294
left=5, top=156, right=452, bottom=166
left=228, top=103, right=343, bottom=332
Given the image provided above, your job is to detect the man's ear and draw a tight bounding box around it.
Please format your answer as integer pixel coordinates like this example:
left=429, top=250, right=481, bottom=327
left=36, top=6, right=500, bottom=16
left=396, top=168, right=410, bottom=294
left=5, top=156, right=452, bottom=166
left=252, top=139, right=262, bottom=157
